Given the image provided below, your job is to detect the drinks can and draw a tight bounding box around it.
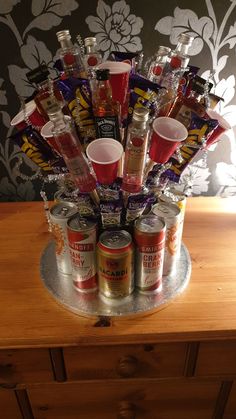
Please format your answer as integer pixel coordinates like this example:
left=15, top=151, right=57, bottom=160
left=49, top=202, right=78, bottom=274
left=151, top=202, right=181, bottom=276
left=97, top=230, right=134, bottom=299
left=134, top=215, right=166, bottom=294
left=67, top=215, right=97, bottom=293
left=159, top=188, right=187, bottom=255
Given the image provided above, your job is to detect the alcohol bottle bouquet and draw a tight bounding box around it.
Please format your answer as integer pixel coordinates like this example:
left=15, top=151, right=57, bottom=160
left=9, top=30, right=231, bottom=300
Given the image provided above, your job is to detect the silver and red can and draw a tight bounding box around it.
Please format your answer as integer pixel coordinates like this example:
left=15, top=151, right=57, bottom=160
left=67, top=215, right=97, bottom=293
left=49, top=202, right=78, bottom=274
left=97, top=230, right=134, bottom=299
left=134, top=215, right=166, bottom=294
left=159, top=188, right=187, bottom=253
left=151, top=202, right=181, bottom=276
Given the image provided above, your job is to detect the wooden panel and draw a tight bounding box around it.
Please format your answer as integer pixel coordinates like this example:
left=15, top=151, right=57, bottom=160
left=64, top=342, right=188, bottom=380
left=0, top=389, right=22, bottom=418
left=0, top=348, right=53, bottom=385
left=223, top=381, right=236, bottom=418
left=28, top=379, right=220, bottom=419
left=195, top=341, right=236, bottom=377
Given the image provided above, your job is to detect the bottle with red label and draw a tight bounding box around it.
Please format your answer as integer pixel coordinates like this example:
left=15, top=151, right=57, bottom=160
left=56, top=30, right=86, bottom=79
left=146, top=46, right=171, bottom=84
left=122, top=108, right=150, bottom=193
left=157, top=33, right=194, bottom=117
left=167, top=75, right=213, bottom=128
left=84, top=37, right=102, bottom=70
left=161, top=33, right=194, bottom=88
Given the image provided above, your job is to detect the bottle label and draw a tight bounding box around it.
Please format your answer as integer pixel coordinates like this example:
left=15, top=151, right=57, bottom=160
left=87, top=55, right=98, bottom=67
left=124, top=136, right=146, bottom=174
left=174, top=104, right=192, bottom=128
left=38, top=95, right=59, bottom=114
left=95, top=116, right=121, bottom=141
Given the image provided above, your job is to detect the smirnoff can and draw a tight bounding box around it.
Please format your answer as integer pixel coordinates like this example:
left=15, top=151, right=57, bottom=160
left=49, top=202, right=78, bottom=274
left=67, top=215, right=97, bottom=293
left=151, top=202, right=181, bottom=276
left=97, top=230, right=134, bottom=299
left=159, top=188, right=187, bottom=256
left=134, top=215, right=166, bottom=294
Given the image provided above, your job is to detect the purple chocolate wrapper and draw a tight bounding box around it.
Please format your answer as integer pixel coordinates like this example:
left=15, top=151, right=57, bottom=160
left=11, top=126, right=65, bottom=172
left=56, top=77, right=95, bottom=146
left=128, top=74, right=164, bottom=124
left=125, top=192, right=156, bottom=223
left=100, top=198, right=123, bottom=227
left=164, top=113, right=219, bottom=183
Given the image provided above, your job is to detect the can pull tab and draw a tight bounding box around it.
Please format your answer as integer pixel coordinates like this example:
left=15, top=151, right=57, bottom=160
left=79, top=219, right=88, bottom=229
left=60, top=207, right=69, bottom=216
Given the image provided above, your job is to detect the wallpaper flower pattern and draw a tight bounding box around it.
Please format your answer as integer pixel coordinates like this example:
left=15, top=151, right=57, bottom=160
left=0, top=0, right=235, bottom=200
left=86, top=0, right=143, bottom=58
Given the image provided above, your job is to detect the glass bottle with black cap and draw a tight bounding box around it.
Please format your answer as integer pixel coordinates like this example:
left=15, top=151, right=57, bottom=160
left=167, top=75, right=213, bottom=128
left=26, top=64, right=66, bottom=120
left=93, top=68, right=121, bottom=141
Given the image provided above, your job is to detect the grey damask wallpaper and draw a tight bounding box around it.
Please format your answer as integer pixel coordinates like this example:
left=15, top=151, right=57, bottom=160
left=0, top=0, right=236, bottom=200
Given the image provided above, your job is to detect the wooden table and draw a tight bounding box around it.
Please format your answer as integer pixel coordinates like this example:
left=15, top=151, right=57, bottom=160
left=0, top=197, right=236, bottom=418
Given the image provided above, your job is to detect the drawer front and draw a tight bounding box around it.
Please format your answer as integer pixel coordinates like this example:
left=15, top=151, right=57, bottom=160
left=64, top=343, right=188, bottom=380
left=195, top=341, right=236, bottom=377
left=0, top=348, right=53, bottom=385
left=0, top=389, right=22, bottom=418
left=223, top=382, right=236, bottom=418
left=28, top=379, right=220, bottom=419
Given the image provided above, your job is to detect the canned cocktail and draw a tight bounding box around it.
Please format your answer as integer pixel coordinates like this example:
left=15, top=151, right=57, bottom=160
left=151, top=202, right=181, bottom=276
left=50, top=202, right=78, bottom=274
left=67, top=215, right=97, bottom=293
left=159, top=188, right=187, bottom=255
left=134, top=214, right=166, bottom=294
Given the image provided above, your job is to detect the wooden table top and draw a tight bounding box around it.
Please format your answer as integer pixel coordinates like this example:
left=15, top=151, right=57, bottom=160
left=0, top=197, right=236, bottom=349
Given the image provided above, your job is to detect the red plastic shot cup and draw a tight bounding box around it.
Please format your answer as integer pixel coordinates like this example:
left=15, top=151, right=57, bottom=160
left=206, top=109, right=231, bottom=148
left=149, top=117, right=188, bottom=163
left=97, top=61, right=131, bottom=118
left=40, top=119, right=71, bottom=156
left=86, top=138, right=124, bottom=185
left=10, top=100, right=47, bottom=131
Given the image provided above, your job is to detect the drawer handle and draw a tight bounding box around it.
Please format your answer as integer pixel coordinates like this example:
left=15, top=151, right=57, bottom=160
left=118, top=402, right=136, bottom=419
left=117, top=356, right=138, bottom=377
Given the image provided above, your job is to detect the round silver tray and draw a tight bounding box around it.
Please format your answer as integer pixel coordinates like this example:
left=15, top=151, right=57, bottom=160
left=40, top=242, right=191, bottom=318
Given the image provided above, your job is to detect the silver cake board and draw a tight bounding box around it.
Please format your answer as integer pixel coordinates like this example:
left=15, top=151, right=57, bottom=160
left=40, top=241, right=191, bottom=319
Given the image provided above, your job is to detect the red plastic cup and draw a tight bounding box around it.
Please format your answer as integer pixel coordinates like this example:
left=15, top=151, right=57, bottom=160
left=149, top=117, right=188, bottom=163
left=10, top=100, right=47, bottom=131
left=41, top=120, right=64, bottom=155
left=86, top=138, right=123, bottom=184
left=206, top=109, right=231, bottom=148
left=97, top=61, right=131, bottom=118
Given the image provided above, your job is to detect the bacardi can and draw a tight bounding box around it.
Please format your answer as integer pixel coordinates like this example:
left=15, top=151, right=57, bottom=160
left=97, top=230, right=134, bottom=299
left=134, top=215, right=166, bottom=294
left=67, top=215, right=97, bottom=293
left=151, top=202, right=181, bottom=276
left=49, top=202, right=78, bottom=274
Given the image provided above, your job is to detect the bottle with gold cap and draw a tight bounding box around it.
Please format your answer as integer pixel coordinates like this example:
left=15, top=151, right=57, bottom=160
left=122, top=108, right=150, bottom=193
left=84, top=37, right=102, bottom=70
left=56, top=29, right=86, bottom=78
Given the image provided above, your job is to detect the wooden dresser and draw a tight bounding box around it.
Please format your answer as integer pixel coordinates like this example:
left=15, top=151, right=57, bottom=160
left=0, top=197, right=236, bottom=419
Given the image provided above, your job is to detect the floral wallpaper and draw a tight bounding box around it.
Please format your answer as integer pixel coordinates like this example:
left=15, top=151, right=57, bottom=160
left=0, top=0, right=235, bottom=201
